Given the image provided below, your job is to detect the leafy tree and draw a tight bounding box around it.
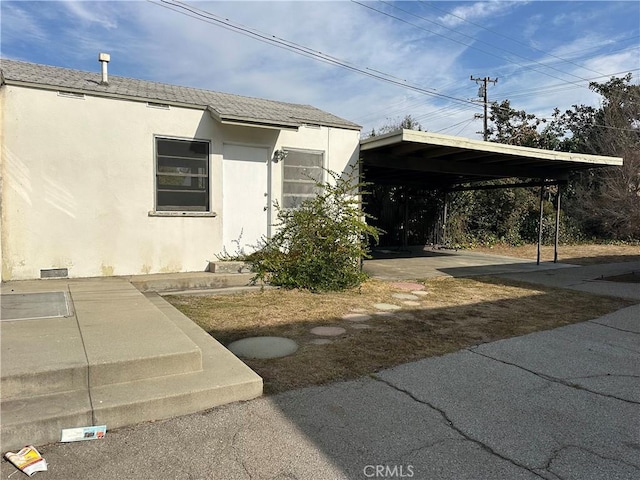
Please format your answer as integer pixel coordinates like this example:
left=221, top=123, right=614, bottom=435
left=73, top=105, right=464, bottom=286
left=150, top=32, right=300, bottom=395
left=550, top=75, right=640, bottom=239
left=369, top=114, right=423, bottom=137
left=248, top=165, right=381, bottom=292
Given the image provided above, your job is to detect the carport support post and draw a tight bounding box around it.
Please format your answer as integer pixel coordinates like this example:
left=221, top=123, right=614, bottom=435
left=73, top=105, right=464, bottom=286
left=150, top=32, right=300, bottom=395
left=554, top=185, right=562, bottom=263
left=402, top=187, right=409, bottom=248
left=442, top=191, right=448, bottom=247
left=537, top=184, right=545, bottom=265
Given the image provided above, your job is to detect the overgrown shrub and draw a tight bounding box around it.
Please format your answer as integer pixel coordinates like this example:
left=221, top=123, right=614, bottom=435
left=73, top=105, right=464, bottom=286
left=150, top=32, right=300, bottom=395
left=248, top=166, right=381, bottom=292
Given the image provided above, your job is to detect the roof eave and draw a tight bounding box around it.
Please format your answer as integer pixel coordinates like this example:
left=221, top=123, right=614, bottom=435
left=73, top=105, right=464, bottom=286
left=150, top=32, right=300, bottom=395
left=361, top=129, right=624, bottom=167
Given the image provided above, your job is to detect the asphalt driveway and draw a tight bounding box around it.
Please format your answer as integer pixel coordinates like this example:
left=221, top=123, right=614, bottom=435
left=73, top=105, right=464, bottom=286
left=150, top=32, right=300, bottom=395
left=2, top=259, right=638, bottom=479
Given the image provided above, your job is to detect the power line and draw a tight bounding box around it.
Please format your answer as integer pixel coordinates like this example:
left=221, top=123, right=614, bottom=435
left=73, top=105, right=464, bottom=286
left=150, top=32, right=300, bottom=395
left=418, top=0, right=609, bottom=78
left=352, top=0, right=595, bottom=89
left=149, top=0, right=483, bottom=110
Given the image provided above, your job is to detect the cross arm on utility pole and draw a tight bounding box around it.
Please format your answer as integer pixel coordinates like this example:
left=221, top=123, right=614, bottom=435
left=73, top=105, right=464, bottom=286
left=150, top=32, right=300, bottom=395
left=470, top=76, right=498, bottom=141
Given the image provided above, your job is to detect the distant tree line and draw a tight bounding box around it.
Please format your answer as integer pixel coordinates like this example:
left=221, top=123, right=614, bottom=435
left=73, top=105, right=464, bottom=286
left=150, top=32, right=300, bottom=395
left=364, top=75, right=639, bottom=246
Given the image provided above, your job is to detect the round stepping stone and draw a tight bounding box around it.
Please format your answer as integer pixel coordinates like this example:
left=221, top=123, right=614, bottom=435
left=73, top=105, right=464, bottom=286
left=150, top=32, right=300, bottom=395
left=392, top=293, right=420, bottom=301
left=374, top=311, right=395, bottom=317
left=390, top=282, right=425, bottom=291
left=309, top=338, right=333, bottom=345
left=350, top=323, right=372, bottom=329
left=396, top=312, right=416, bottom=320
left=402, top=301, right=421, bottom=307
left=228, top=336, right=298, bottom=359
left=342, top=313, right=373, bottom=322
left=411, top=290, right=429, bottom=296
left=311, top=326, right=346, bottom=336
left=374, top=303, right=402, bottom=311
left=373, top=303, right=402, bottom=310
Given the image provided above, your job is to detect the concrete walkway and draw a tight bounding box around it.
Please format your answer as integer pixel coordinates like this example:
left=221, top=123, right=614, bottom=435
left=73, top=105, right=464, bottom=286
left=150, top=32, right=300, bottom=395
left=363, top=247, right=579, bottom=281
left=2, top=260, right=638, bottom=479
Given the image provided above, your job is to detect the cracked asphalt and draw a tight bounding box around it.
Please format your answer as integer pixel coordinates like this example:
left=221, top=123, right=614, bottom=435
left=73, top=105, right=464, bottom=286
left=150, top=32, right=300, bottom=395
left=2, top=264, right=638, bottom=480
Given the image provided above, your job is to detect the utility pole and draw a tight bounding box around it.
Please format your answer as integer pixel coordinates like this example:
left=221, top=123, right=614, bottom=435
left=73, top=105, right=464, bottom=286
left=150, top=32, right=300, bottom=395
left=470, top=76, right=498, bottom=140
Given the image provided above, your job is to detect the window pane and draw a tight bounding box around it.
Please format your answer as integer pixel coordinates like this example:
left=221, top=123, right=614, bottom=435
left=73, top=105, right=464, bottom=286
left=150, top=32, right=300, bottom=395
left=156, top=138, right=209, bottom=211
left=282, top=150, right=323, bottom=209
left=283, top=166, right=322, bottom=182
left=158, top=156, right=207, bottom=170
left=283, top=151, right=323, bottom=167
left=283, top=195, right=310, bottom=209
left=157, top=139, right=208, bottom=159
left=157, top=191, right=208, bottom=211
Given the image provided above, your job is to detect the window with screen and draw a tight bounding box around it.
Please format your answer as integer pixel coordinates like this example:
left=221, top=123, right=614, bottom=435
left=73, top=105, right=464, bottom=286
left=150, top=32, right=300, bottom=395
left=282, top=149, right=324, bottom=209
left=156, top=138, right=210, bottom=211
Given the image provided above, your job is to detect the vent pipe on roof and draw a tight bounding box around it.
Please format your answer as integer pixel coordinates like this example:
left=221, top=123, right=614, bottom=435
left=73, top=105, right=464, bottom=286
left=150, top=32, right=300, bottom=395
left=98, top=52, right=110, bottom=85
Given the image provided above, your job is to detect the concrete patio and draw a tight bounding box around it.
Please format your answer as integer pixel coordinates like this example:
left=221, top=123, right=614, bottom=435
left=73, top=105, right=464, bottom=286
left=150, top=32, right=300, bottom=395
left=0, top=276, right=262, bottom=451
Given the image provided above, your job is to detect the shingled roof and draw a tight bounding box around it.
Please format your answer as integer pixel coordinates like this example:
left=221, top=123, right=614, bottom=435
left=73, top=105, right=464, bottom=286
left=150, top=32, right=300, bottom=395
left=0, top=59, right=360, bottom=130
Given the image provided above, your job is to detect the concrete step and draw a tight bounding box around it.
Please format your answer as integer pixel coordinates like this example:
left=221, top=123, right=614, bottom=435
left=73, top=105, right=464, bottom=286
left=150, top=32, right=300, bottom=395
left=0, top=279, right=262, bottom=451
left=128, top=271, right=255, bottom=293
left=1, top=280, right=204, bottom=400
left=1, top=316, right=88, bottom=400
left=208, top=261, right=251, bottom=274
left=1, top=390, right=93, bottom=450
left=92, top=293, right=262, bottom=429
left=69, top=281, right=203, bottom=387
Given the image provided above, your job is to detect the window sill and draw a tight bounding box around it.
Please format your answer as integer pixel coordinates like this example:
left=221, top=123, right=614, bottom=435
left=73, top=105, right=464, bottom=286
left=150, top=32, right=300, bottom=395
left=148, top=211, right=217, bottom=217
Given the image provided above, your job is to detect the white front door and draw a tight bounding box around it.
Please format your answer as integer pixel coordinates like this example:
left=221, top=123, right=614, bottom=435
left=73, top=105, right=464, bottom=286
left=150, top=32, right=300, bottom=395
left=222, top=144, right=269, bottom=255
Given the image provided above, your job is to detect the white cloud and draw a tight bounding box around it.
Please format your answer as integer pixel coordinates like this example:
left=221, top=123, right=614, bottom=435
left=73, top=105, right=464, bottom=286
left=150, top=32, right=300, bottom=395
left=437, top=0, right=524, bottom=28
left=0, top=3, right=49, bottom=46
left=60, top=0, right=119, bottom=29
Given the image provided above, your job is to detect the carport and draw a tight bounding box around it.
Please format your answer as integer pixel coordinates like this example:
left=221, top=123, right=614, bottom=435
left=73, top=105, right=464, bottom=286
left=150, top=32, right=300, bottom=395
left=360, top=129, right=624, bottom=264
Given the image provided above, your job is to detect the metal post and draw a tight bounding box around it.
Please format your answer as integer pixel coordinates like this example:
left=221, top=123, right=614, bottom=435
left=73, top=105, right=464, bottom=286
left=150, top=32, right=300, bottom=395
left=442, top=191, right=448, bottom=248
left=554, top=185, right=561, bottom=263
left=402, top=188, right=409, bottom=249
left=537, top=185, right=545, bottom=266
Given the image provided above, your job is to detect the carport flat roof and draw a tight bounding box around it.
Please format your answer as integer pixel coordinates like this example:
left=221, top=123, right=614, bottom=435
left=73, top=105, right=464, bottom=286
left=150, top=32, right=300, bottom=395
left=360, top=129, right=623, bottom=187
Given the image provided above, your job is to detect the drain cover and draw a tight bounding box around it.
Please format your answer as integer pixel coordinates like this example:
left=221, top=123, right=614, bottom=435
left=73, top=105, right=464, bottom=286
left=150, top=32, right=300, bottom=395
left=0, top=292, right=72, bottom=321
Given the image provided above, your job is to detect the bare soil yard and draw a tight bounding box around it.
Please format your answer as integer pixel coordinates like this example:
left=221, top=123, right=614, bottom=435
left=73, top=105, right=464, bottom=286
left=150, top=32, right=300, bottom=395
left=167, top=247, right=635, bottom=393
left=470, top=242, right=640, bottom=265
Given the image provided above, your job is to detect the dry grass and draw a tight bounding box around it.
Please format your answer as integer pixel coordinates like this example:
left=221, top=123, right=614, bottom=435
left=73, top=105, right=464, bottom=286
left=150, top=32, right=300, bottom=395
left=166, top=276, right=633, bottom=394
left=470, top=243, right=640, bottom=265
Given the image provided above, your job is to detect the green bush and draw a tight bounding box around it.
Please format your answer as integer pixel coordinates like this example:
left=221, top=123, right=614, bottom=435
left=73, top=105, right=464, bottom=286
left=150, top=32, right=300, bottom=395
left=248, top=165, right=380, bottom=292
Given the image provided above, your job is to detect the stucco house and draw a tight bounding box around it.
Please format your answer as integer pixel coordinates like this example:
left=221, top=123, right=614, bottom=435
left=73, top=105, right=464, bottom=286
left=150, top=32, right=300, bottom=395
left=0, top=56, right=361, bottom=281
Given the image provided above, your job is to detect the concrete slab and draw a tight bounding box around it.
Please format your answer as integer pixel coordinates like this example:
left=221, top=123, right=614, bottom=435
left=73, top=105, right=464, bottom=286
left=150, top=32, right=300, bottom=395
left=311, top=326, right=347, bottom=336
left=227, top=337, right=299, bottom=359
left=496, top=260, right=640, bottom=300
left=0, top=279, right=262, bottom=451
left=373, top=303, right=402, bottom=311
left=391, top=293, right=419, bottom=300
left=590, top=304, right=640, bottom=333
left=0, top=291, right=71, bottom=321
left=69, top=281, right=202, bottom=386
left=1, top=390, right=93, bottom=451
left=0, top=316, right=88, bottom=399
left=364, top=248, right=577, bottom=281
left=342, top=313, right=372, bottom=322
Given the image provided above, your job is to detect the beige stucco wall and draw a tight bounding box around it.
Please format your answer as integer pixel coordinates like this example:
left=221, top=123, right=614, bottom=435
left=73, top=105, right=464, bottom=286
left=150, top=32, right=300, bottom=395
left=0, top=84, right=360, bottom=280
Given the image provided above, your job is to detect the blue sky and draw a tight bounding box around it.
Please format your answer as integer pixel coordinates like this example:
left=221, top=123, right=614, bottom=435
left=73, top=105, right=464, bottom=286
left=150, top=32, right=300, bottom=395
left=2, top=1, right=639, bottom=139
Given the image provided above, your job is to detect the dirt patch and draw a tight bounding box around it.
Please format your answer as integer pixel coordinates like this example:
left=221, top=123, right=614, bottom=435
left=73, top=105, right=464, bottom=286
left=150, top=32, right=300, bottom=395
left=166, top=276, right=634, bottom=394
left=470, top=243, right=640, bottom=265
